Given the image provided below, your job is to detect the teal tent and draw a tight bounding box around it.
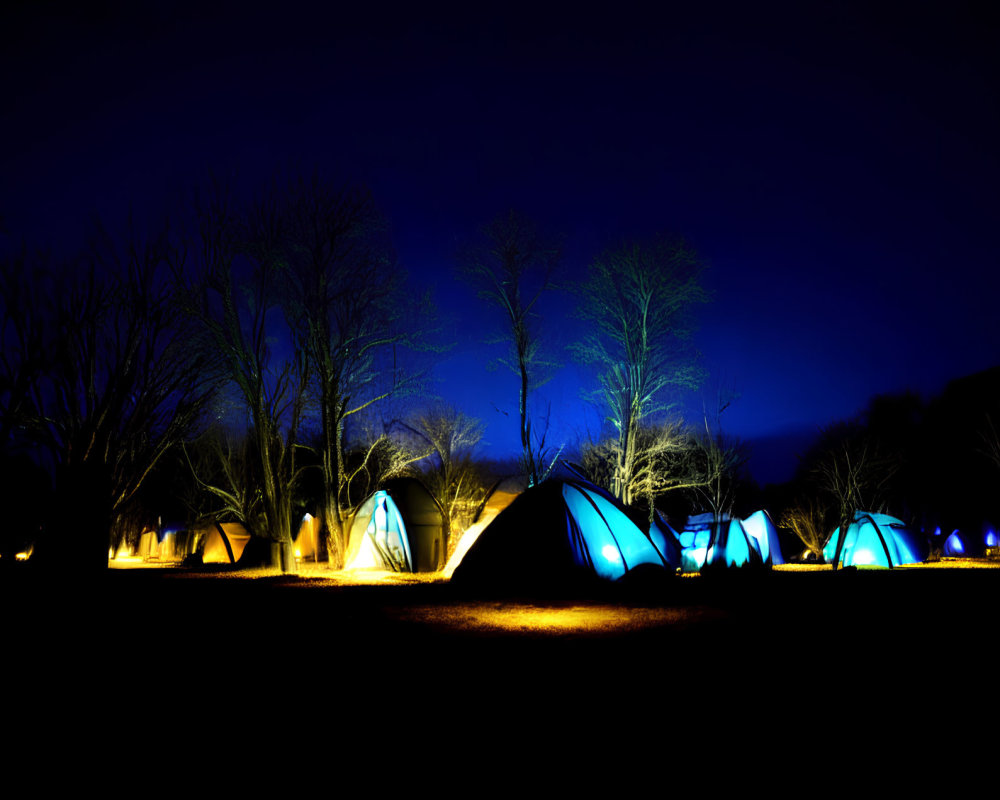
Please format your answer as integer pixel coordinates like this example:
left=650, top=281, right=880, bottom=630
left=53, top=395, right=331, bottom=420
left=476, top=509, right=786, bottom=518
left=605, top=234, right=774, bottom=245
left=676, top=513, right=765, bottom=571
left=345, top=478, right=445, bottom=572
left=649, top=513, right=683, bottom=571
left=823, top=511, right=927, bottom=568
left=450, top=479, right=668, bottom=588
left=742, top=509, right=784, bottom=566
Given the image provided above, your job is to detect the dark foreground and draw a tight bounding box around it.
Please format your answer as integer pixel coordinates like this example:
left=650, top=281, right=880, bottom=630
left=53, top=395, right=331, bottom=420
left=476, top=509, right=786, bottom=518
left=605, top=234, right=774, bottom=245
left=5, top=564, right=998, bottom=783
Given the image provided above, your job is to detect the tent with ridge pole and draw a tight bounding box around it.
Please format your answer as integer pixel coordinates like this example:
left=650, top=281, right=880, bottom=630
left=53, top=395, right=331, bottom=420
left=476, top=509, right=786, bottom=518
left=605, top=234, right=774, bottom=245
left=653, top=509, right=784, bottom=572
left=823, top=511, right=928, bottom=568
left=450, top=478, right=670, bottom=589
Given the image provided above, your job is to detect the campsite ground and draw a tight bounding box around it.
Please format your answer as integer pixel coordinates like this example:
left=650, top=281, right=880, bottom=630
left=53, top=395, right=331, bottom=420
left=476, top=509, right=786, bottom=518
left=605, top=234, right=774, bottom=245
left=5, top=561, right=999, bottom=782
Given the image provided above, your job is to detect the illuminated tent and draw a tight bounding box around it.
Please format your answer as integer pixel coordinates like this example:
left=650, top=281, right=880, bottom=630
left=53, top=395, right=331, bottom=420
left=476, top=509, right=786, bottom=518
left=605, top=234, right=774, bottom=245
left=823, top=511, right=928, bottom=568
left=293, top=512, right=322, bottom=561
left=450, top=478, right=669, bottom=588
left=345, top=477, right=445, bottom=572
left=199, top=522, right=253, bottom=564
left=649, top=513, right=683, bottom=571
left=137, top=526, right=196, bottom=562
left=742, top=509, right=784, bottom=566
left=942, top=522, right=998, bottom=558
left=675, top=513, right=765, bottom=572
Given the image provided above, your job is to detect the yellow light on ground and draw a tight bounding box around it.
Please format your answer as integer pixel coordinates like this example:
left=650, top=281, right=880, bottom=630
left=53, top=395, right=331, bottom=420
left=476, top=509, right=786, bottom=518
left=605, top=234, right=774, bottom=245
left=391, top=603, right=714, bottom=634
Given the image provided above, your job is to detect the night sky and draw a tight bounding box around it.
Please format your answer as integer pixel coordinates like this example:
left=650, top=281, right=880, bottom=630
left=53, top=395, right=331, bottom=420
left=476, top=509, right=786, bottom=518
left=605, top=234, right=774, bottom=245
left=3, top=2, right=998, bottom=484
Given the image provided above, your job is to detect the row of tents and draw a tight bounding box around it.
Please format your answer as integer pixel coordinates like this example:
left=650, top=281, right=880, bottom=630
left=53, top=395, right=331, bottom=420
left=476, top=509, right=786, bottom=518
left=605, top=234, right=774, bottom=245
left=127, top=474, right=994, bottom=585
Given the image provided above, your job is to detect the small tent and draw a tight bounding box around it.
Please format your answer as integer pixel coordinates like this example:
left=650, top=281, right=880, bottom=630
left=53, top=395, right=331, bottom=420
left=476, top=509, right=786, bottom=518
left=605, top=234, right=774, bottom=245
left=823, top=511, right=927, bottom=568
left=137, top=526, right=193, bottom=562
left=294, top=512, right=322, bottom=561
left=675, top=513, right=765, bottom=572
left=450, top=478, right=669, bottom=588
left=345, top=477, right=445, bottom=572
left=196, top=522, right=250, bottom=564
left=941, top=521, right=998, bottom=558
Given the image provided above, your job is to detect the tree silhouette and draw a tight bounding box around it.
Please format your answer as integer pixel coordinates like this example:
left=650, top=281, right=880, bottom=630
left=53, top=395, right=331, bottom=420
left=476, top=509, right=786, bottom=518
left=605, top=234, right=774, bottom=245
left=3, top=223, right=212, bottom=569
left=573, top=235, right=709, bottom=504
left=177, top=188, right=309, bottom=570
left=278, top=175, right=432, bottom=567
left=399, top=405, right=486, bottom=553
left=459, top=210, right=561, bottom=487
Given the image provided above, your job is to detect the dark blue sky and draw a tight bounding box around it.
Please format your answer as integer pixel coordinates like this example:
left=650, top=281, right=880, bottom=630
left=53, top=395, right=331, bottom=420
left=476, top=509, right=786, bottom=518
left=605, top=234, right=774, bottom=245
left=3, top=2, right=999, bottom=483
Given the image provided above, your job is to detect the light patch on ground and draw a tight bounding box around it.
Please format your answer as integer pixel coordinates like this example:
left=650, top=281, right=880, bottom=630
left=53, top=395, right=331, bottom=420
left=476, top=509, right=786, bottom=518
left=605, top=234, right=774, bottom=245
left=390, top=603, right=715, bottom=634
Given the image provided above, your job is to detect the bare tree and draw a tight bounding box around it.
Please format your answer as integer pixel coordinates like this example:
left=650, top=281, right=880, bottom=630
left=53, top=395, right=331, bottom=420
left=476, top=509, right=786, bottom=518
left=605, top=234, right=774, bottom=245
left=779, top=500, right=828, bottom=561
left=573, top=235, right=709, bottom=503
left=5, top=223, right=213, bottom=569
left=579, top=420, right=706, bottom=524
left=812, top=422, right=898, bottom=569
left=182, top=427, right=262, bottom=531
left=0, top=248, right=54, bottom=561
left=278, top=175, right=432, bottom=567
left=399, top=405, right=487, bottom=549
left=176, top=189, right=309, bottom=570
left=458, top=210, right=561, bottom=487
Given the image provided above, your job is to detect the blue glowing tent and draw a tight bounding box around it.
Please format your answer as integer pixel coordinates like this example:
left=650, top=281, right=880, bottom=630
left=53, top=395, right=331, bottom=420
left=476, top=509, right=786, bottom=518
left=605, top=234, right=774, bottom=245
left=742, top=509, right=784, bottom=566
left=674, top=513, right=766, bottom=571
left=823, top=511, right=928, bottom=568
left=941, top=521, right=998, bottom=557
left=450, top=478, right=669, bottom=587
left=345, top=478, right=445, bottom=572
left=649, top=513, right=683, bottom=571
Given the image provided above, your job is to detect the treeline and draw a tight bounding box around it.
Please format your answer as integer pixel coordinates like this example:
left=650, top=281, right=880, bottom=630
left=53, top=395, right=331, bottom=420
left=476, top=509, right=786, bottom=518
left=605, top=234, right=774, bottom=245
left=8, top=172, right=989, bottom=572
left=765, top=371, right=1000, bottom=560
left=1, top=173, right=724, bottom=570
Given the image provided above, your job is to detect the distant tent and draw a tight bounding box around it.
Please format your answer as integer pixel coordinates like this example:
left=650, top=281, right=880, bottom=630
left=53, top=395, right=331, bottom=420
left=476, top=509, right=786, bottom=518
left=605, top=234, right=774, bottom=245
left=675, top=513, right=764, bottom=571
left=345, top=477, right=445, bottom=572
left=823, top=511, right=927, bottom=568
left=294, top=513, right=322, bottom=561
left=137, top=528, right=158, bottom=559
left=943, top=529, right=967, bottom=557
left=450, top=478, right=669, bottom=588
left=942, top=522, right=997, bottom=558
left=137, top=526, right=192, bottom=562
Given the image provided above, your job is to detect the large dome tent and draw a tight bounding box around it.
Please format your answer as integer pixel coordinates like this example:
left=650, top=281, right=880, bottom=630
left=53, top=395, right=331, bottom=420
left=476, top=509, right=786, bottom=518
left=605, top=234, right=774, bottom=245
left=450, top=478, right=669, bottom=590
left=823, top=511, right=928, bottom=568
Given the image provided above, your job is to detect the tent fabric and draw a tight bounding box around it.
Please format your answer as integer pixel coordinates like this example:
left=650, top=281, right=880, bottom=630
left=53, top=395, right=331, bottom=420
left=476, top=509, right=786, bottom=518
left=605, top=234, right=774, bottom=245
left=675, top=513, right=766, bottom=571
left=293, top=513, right=322, bottom=561
left=137, top=526, right=190, bottom=562
left=940, top=522, right=997, bottom=557
left=345, top=491, right=414, bottom=571
left=200, top=522, right=252, bottom=564
left=823, top=511, right=927, bottom=567
left=649, top=513, right=683, bottom=571
left=450, top=478, right=668, bottom=588
left=742, top=510, right=784, bottom=566
left=345, top=477, right=445, bottom=573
